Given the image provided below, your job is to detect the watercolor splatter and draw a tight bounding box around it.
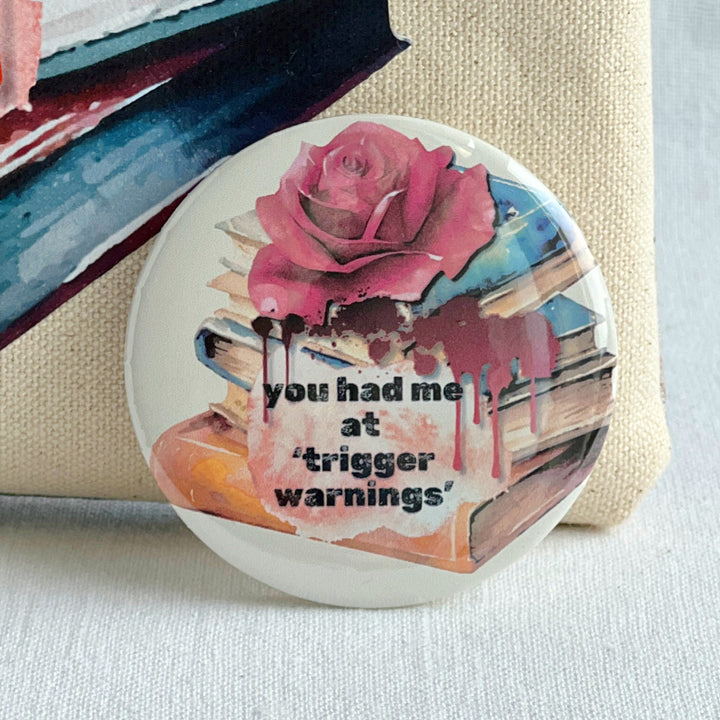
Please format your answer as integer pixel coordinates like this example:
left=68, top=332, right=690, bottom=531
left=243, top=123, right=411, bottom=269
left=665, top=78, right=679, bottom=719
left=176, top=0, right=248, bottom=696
left=253, top=295, right=560, bottom=479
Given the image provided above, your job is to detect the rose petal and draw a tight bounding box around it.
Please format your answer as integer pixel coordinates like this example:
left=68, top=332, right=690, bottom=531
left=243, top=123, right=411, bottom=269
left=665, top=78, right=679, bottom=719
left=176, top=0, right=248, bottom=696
left=397, top=143, right=454, bottom=241
left=249, top=244, right=444, bottom=325
left=290, top=142, right=322, bottom=197
left=248, top=245, right=330, bottom=324
left=311, top=123, right=419, bottom=209
left=369, top=143, right=452, bottom=244
left=411, top=162, right=496, bottom=279
left=256, top=192, right=340, bottom=271
left=300, top=193, right=372, bottom=239
left=362, top=189, right=404, bottom=241
left=317, top=142, right=389, bottom=193
left=258, top=191, right=432, bottom=272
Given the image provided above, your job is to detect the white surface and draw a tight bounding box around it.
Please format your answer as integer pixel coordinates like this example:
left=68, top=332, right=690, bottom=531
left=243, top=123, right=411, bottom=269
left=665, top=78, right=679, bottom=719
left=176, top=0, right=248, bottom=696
left=1, top=2, right=719, bottom=717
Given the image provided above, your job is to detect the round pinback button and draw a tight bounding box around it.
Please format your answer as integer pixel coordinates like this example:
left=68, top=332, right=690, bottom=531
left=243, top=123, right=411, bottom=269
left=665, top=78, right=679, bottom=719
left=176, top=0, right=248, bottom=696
left=125, top=115, right=616, bottom=607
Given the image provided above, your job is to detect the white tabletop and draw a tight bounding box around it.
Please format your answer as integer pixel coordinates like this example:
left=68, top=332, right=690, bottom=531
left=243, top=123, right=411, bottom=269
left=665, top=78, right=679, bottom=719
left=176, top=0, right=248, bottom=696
left=1, top=1, right=719, bottom=717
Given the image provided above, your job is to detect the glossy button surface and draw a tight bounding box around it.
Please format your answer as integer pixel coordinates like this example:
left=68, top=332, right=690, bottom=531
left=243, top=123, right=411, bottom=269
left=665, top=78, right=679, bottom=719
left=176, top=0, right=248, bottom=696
left=125, top=115, right=616, bottom=607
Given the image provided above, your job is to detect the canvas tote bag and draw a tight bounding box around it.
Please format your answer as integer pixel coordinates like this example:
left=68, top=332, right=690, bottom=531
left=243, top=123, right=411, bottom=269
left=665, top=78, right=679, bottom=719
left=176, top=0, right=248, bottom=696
left=0, top=0, right=670, bottom=525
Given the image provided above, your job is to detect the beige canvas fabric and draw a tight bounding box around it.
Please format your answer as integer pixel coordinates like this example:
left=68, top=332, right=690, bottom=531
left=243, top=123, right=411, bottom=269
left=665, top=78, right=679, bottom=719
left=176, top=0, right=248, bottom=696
left=0, top=0, right=670, bottom=525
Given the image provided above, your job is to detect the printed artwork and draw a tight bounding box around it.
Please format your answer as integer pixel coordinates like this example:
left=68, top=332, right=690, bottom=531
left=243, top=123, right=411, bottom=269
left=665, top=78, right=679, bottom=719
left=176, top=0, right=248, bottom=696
left=0, top=0, right=405, bottom=349
left=144, top=119, right=616, bottom=573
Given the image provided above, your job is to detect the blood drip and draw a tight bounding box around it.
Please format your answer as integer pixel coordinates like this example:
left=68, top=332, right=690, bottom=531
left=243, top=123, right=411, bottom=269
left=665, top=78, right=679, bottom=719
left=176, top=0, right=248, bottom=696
left=280, top=314, right=305, bottom=386
left=308, top=298, right=408, bottom=365
left=254, top=295, right=559, bottom=477
left=251, top=316, right=273, bottom=423
left=453, top=394, right=463, bottom=471
left=410, top=297, right=560, bottom=478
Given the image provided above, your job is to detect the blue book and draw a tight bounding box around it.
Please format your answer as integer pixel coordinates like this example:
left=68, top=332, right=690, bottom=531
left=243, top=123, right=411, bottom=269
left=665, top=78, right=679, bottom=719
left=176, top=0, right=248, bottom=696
left=192, top=176, right=605, bottom=392
left=415, top=176, right=594, bottom=317
left=0, top=0, right=407, bottom=348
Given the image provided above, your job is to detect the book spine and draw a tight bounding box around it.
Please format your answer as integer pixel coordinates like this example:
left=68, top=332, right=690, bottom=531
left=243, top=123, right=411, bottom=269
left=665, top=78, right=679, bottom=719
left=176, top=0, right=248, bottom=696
left=0, top=46, right=222, bottom=181
left=195, top=319, right=272, bottom=391
left=469, top=427, right=608, bottom=565
left=195, top=317, right=356, bottom=391
left=0, top=0, right=407, bottom=347
left=37, top=0, right=278, bottom=81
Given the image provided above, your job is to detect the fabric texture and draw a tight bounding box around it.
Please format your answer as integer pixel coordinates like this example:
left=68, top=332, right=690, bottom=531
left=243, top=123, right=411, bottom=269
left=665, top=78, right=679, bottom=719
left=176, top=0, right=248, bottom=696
left=0, top=5, right=715, bottom=717
left=0, top=0, right=671, bottom=525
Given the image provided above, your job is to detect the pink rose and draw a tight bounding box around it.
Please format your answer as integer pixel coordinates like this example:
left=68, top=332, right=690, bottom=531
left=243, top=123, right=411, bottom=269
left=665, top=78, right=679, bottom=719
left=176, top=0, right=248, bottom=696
left=248, top=121, right=496, bottom=325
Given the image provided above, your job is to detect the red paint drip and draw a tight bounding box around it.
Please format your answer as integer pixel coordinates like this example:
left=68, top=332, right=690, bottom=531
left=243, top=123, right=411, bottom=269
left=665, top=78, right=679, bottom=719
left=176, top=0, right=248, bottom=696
left=262, top=337, right=268, bottom=423
left=411, top=297, right=560, bottom=479
left=453, top=391, right=463, bottom=471
left=284, top=346, right=289, bottom=387
left=309, top=298, right=409, bottom=365
left=266, top=295, right=559, bottom=478
left=530, top=376, right=537, bottom=434
left=473, top=376, right=481, bottom=425
left=280, top=314, right=305, bottom=387
left=251, top=317, right=274, bottom=423
left=312, top=297, right=405, bottom=337
left=490, top=392, right=501, bottom=478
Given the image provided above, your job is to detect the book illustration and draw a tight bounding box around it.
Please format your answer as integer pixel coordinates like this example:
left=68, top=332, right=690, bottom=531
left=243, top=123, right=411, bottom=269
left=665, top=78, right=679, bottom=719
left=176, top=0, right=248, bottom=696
left=37, top=0, right=275, bottom=80
left=0, top=0, right=407, bottom=349
left=0, top=45, right=220, bottom=181
left=148, top=120, right=616, bottom=573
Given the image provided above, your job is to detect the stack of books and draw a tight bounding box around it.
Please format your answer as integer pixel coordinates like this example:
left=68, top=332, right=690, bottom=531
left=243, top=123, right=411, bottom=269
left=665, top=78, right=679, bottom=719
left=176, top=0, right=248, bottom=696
left=0, top=0, right=406, bottom=348
left=151, top=174, right=616, bottom=573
